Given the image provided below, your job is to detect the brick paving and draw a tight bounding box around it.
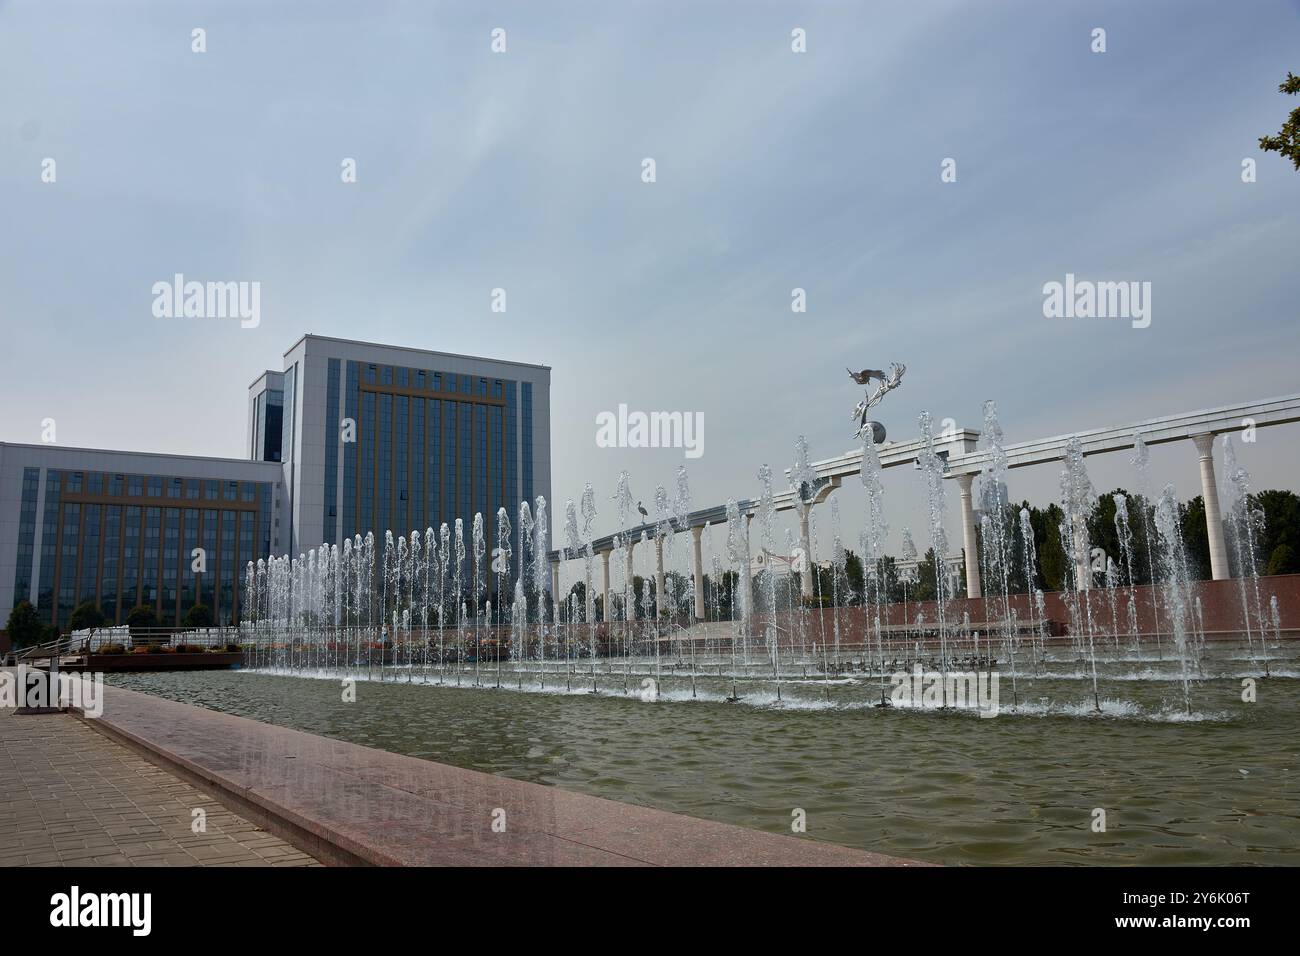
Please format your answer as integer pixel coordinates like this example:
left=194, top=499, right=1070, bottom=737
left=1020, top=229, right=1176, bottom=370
left=0, top=707, right=320, bottom=867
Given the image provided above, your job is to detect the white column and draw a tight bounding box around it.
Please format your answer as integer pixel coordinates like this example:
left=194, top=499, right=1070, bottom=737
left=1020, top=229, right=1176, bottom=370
left=955, top=473, right=982, bottom=600
left=691, top=524, right=705, bottom=620
left=625, top=539, right=636, bottom=620
left=798, top=507, right=813, bottom=598
left=550, top=560, right=561, bottom=606
left=742, top=513, right=755, bottom=633
left=1191, top=433, right=1229, bottom=580
left=601, top=549, right=612, bottom=622
left=654, top=535, right=666, bottom=617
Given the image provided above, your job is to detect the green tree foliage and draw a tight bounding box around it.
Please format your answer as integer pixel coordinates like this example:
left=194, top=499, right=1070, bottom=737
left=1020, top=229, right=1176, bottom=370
left=706, top=570, right=740, bottom=618
left=1267, top=544, right=1296, bottom=576
left=67, top=600, right=106, bottom=632
left=1178, top=496, right=1212, bottom=580
left=1259, top=72, right=1300, bottom=170
left=1100, top=490, right=1158, bottom=586
left=1025, top=502, right=1069, bottom=591
left=5, top=600, right=43, bottom=649
left=564, top=580, right=586, bottom=613
left=182, top=603, right=214, bottom=628
left=663, top=570, right=691, bottom=614
left=843, top=550, right=865, bottom=605
left=125, top=604, right=159, bottom=636
left=1256, top=490, right=1300, bottom=575
left=848, top=487, right=1299, bottom=602
left=809, top=549, right=866, bottom=607
left=1088, top=493, right=1123, bottom=582
left=913, top=548, right=938, bottom=602
left=874, top=554, right=902, bottom=602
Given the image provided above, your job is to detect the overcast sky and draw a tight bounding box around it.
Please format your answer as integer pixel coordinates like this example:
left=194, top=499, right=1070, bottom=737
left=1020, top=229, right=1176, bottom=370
left=2, top=0, right=1298, bottom=567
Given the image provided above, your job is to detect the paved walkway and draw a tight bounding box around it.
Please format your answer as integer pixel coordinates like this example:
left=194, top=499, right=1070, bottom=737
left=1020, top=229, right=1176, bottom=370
left=73, top=680, right=925, bottom=866
left=0, top=707, right=319, bottom=867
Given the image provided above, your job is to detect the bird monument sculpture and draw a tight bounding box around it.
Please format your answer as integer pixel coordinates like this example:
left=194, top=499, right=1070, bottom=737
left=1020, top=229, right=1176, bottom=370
left=848, top=362, right=906, bottom=442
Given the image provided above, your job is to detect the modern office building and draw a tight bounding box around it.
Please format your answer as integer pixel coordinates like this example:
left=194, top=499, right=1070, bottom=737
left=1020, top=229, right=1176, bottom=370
left=247, top=370, right=285, bottom=463
left=251, top=335, right=551, bottom=560
left=1, top=334, right=551, bottom=631
left=0, top=445, right=282, bottom=629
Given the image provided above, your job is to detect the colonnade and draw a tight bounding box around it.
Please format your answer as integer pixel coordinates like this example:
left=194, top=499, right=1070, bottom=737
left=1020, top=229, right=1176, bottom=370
left=951, top=431, right=1232, bottom=597
left=552, top=429, right=1237, bottom=616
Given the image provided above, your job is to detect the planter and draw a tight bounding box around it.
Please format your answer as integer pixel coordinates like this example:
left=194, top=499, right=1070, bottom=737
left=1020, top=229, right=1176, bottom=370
left=83, top=651, right=243, bottom=672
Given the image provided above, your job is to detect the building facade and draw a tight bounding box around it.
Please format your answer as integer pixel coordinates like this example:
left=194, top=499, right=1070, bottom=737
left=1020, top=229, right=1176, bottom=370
left=265, top=335, right=551, bottom=561
left=247, top=370, right=285, bottom=463
left=1, top=335, right=551, bottom=632
left=0, top=445, right=283, bottom=629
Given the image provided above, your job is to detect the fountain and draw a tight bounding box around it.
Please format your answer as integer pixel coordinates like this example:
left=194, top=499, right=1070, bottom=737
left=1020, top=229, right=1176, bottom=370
left=227, top=396, right=1289, bottom=729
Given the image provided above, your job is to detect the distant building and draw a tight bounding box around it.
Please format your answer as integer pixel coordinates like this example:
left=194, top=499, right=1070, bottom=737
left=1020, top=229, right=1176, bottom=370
left=0, top=445, right=279, bottom=628
left=268, top=335, right=550, bottom=558
left=0, top=334, right=551, bottom=629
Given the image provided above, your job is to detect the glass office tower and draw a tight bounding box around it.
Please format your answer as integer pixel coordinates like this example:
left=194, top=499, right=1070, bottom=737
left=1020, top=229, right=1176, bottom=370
left=269, top=335, right=551, bottom=564
left=0, top=446, right=282, bottom=629
left=247, top=370, right=285, bottom=463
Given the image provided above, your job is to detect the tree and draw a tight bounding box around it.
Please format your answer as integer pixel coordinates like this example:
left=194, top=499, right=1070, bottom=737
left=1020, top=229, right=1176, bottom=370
left=913, top=548, right=938, bottom=602
left=1089, top=492, right=1124, bottom=580
left=1025, top=502, right=1069, bottom=591
left=666, top=569, right=691, bottom=598
left=1266, top=544, right=1297, bottom=577
left=706, top=570, right=740, bottom=619
left=1179, top=495, right=1212, bottom=580
left=1256, top=490, right=1300, bottom=574
left=5, top=600, right=43, bottom=649
left=803, top=548, right=867, bottom=607
left=843, top=550, right=865, bottom=606
left=126, top=604, right=159, bottom=637
left=68, top=600, right=106, bottom=632
left=1259, top=72, right=1300, bottom=170
left=182, top=603, right=214, bottom=628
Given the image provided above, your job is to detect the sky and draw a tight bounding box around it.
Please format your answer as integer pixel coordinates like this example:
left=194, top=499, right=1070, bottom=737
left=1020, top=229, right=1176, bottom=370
left=2, top=0, right=1299, bottom=565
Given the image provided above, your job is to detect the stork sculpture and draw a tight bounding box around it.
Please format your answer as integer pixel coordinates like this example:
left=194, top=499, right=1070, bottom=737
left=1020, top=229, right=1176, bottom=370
left=849, top=362, right=906, bottom=441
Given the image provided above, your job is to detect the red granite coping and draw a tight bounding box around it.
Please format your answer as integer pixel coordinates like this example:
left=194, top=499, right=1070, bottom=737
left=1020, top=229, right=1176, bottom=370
left=70, top=681, right=927, bottom=867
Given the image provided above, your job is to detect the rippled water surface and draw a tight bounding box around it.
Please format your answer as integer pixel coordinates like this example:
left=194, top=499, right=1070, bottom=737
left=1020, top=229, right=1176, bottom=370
left=108, top=646, right=1300, bottom=865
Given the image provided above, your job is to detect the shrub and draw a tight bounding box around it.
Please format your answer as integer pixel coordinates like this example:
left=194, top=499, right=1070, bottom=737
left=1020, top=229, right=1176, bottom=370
left=125, top=605, right=160, bottom=636
left=68, top=600, right=106, bottom=632
left=182, top=603, right=213, bottom=628
left=4, top=600, right=43, bottom=649
left=96, top=643, right=127, bottom=654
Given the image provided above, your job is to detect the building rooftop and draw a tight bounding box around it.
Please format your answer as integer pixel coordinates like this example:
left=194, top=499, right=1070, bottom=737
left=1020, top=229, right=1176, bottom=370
left=247, top=368, right=285, bottom=390
left=284, top=333, right=552, bottom=372
left=0, top=441, right=282, bottom=470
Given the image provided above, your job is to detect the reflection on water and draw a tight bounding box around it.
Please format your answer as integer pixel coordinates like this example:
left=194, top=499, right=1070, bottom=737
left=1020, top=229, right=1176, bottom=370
left=108, top=644, right=1300, bottom=866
